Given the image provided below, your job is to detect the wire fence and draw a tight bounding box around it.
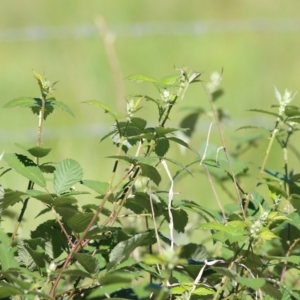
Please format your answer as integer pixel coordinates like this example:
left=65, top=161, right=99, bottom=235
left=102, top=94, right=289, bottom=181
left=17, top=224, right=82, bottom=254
left=1, top=19, right=300, bottom=42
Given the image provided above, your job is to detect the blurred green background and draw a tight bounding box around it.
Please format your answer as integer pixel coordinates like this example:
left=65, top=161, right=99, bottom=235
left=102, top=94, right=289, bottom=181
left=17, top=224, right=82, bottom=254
left=1, top=0, right=300, bottom=240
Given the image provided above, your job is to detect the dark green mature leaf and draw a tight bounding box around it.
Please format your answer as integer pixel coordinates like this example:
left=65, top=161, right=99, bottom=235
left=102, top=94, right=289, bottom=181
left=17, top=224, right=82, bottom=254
left=65, top=212, right=96, bottom=233
left=0, top=245, right=19, bottom=270
left=261, top=283, right=283, bottom=299
left=15, top=144, right=52, bottom=158
left=108, top=230, right=156, bottom=269
left=155, top=137, right=169, bottom=157
left=81, top=180, right=109, bottom=195
left=86, top=283, right=132, bottom=299
left=28, top=147, right=52, bottom=158
left=127, top=74, right=157, bottom=83
left=61, top=269, right=93, bottom=278
left=179, top=110, right=203, bottom=138
left=163, top=208, right=188, bottom=233
left=24, top=243, right=48, bottom=268
left=139, top=163, right=161, bottom=186
left=31, top=220, right=69, bottom=259
left=25, top=190, right=55, bottom=205
left=73, top=253, right=100, bottom=274
left=39, top=163, right=56, bottom=173
left=3, top=97, right=40, bottom=108
left=48, top=98, right=75, bottom=117
left=54, top=159, right=83, bottom=195
left=211, top=89, right=224, bottom=102
left=0, top=190, right=27, bottom=211
left=53, top=196, right=78, bottom=207
left=55, top=205, right=78, bottom=220
left=154, top=127, right=187, bottom=136
left=180, top=244, right=207, bottom=261
left=4, top=153, right=46, bottom=187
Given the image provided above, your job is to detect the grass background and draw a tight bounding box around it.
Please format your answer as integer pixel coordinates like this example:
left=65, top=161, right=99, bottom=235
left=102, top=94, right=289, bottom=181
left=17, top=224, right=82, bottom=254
left=1, top=0, right=300, bottom=241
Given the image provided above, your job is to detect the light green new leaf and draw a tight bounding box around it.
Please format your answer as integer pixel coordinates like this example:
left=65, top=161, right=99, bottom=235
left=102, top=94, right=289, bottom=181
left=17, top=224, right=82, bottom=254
left=81, top=180, right=109, bottom=195
left=108, top=230, right=156, bottom=269
left=3, top=97, right=39, bottom=108
left=73, top=253, right=100, bottom=274
left=236, top=277, right=265, bottom=290
left=127, top=74, right=157, bottom=83
left=54, top=159, right=83, bottom=195
left=160, top=74, right=179, bottom=86
left=85, top=100, right=125, bottom=120
left=0, top=245, right=19, bottom=270
left=3, top=153, right=46, bottom=187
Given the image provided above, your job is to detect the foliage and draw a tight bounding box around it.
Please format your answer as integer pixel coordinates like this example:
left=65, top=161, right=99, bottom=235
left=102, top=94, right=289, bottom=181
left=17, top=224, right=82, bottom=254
left=0, top=69, right=300, bottom=300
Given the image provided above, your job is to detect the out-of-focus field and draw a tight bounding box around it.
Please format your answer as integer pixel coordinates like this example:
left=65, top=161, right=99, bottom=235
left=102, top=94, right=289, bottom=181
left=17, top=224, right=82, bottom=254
left=1, top=0, right=300, bottom=239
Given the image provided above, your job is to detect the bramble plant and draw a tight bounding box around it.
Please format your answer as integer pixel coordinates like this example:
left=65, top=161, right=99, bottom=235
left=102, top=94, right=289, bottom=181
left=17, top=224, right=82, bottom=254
left=1, top=68, right=300, bottom=300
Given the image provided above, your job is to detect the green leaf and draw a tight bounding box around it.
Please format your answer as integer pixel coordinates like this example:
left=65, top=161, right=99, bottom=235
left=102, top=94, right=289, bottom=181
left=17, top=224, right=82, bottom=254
left=155, top=137, right=169, bottom=157
left=4, top=153, right=46, bottom=187
left=17, top=242, right=37, bottom=271
left=73, top=253, right=100, bottom=274
left=160, top=74, right=179, bottom=86
left=61, top=269, right=93, bottom=278
left=31, top=220, right=69, bottom=259
left=259, top=228, right=278, bottom=240
left=66, top=212, right=96, bottom=233
left=55, top=205, right=79, bottom=220
left=24, top=242, right=48, bottom=268
left=39, top=163, right=56, bottom=173
left=211, top=89, right=224, bottom=102
left=108, top=231, right=156, bottom=269
left=0, top=245, right=19, bottom=270
left=130, top=117, right=147, bottom=130
left=48, top=98, right=75, bottom=117
left=168, top=136, right=193, bottom=152
left=0, top=282, right=23, bottom=298
left=127, top=74, right=157, bottom=83
left=163, top=208, right=188, bottom=233
left=54, top=159, right=83, bottom=195
left=53, top=195, right=78, bottom=207
left=124, top=192, right=152, bottom=214
left=139, top=163, right=161, bottom=186
left=3, top=97, right=40, bottom=108
left=236, top=277, right=265, bottom=290
left=85, top=100, right=125, bottom=120
left=15, top=144, right=52, bottom=158
left=81, top=180, right=109, bottom=195
left=25, top=190, right=55, bottom=205
left=154, top=127, right=187, bottom=136
left=0, top=190, right=27, bottom=211
left=248, top=109, right=282, bottom=120
left=180, top=244, right=208, bottom=261
left=28, top=146, right=52, bottom=158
